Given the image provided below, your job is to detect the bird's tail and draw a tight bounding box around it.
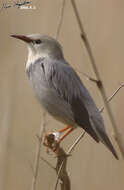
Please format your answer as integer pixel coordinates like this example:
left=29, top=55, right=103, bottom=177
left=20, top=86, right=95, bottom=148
left=90, top=117, right=119, bottom=160
left=97, top=127, right=119, bottom=160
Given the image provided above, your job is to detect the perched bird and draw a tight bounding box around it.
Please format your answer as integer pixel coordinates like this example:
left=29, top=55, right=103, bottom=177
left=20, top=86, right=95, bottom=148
left=11, top=34, right=118, bottom=159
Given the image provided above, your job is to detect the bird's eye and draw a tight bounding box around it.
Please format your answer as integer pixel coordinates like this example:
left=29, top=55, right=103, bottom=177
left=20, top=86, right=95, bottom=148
left=35, top=39, right=42, bottom=44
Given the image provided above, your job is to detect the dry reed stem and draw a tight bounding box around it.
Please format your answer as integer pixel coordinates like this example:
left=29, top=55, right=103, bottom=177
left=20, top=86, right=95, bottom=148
left=70, top=0, right=124, bottom=158
left=55, top=0, right=66, bottom=40
left=31, top=112, right=46, bottom=190
left=54, top=131, right=85, bottom=190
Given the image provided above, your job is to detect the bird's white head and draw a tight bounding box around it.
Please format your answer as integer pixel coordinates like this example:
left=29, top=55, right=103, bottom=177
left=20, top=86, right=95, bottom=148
left=11, top=34, right=64, bottom=67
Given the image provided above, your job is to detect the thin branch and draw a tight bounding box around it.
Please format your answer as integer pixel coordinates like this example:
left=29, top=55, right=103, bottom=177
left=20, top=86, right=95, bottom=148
left=55, top=148, right=71, bottom=190
left=31, top=112, right=46, bottom=190
left=55, top=0, right=66, bottom=40
left=54, top=131, right=85, bottom=190
left=67, top=131, right=85, bottom=154
left=43, top=132, right=71, bottom=190
left=28, top=159, right=35, bottom=177
left=74, top=68, right=99, bottom=84
left=99, top=83, right=124, bottom=113
left=40, top=156, right=56, bottom=170
left=74, top=69, right=124, bottom=113
left=54, top=159, right=66, bottom=190
left=70, top=0, right=124, bottom=159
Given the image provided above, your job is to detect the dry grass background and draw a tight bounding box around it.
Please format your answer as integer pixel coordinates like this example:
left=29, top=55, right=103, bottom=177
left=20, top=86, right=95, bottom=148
left=0, top=0, right=124, bottom=190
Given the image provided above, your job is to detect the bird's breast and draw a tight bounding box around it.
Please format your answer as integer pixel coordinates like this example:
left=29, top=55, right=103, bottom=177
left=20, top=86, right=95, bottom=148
left=26, top=61, right=75, bottom=126
left=26, top=61, right=49, bottom=101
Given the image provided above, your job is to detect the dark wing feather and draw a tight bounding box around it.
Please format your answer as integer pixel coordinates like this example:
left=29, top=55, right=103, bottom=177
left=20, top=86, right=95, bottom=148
left=71, top=96, right=99, bottom=142
left=46, top=60, right=99, bottom=142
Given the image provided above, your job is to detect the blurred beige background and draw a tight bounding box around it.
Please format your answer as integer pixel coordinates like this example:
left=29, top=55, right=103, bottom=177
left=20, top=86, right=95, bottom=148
left=0, top=0, right=124, bottom=190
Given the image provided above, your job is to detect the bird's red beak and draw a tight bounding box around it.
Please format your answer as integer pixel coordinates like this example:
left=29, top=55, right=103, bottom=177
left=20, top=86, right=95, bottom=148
left=11, top=35, right=33, bottom=43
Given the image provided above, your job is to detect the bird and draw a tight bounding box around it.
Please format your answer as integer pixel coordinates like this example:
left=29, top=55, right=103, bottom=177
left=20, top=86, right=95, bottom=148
left=11, top=34, right=118, bottom=159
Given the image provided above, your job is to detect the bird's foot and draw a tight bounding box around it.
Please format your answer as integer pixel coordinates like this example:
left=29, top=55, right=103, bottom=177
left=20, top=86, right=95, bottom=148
left=43, top=126, right=73, bottom=155
left=43, top=132, right=61, bottom=155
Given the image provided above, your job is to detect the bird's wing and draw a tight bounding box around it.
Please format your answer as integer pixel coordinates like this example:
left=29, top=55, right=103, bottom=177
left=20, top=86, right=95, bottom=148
left=45, top=59, right=99, bottom=142
left=44, top=59, right=118, bottom=159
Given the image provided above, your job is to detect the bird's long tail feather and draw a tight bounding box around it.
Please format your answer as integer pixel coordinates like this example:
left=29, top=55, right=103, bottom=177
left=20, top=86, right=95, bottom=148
left=90, top=117, right=119, bottom=160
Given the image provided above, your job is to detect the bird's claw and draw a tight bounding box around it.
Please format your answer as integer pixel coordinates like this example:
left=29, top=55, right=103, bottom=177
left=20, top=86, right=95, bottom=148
left=43, top=132, right=61, bottom=154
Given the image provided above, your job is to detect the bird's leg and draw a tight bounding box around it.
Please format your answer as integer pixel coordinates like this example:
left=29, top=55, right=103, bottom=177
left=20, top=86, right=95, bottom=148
left=58, top=127, right=73, bottom=143
left=43, top=125, right=73, bottom=154
left=53, top=126, right=73, bottom=155
left=58, top=125, right=71, bottom=133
